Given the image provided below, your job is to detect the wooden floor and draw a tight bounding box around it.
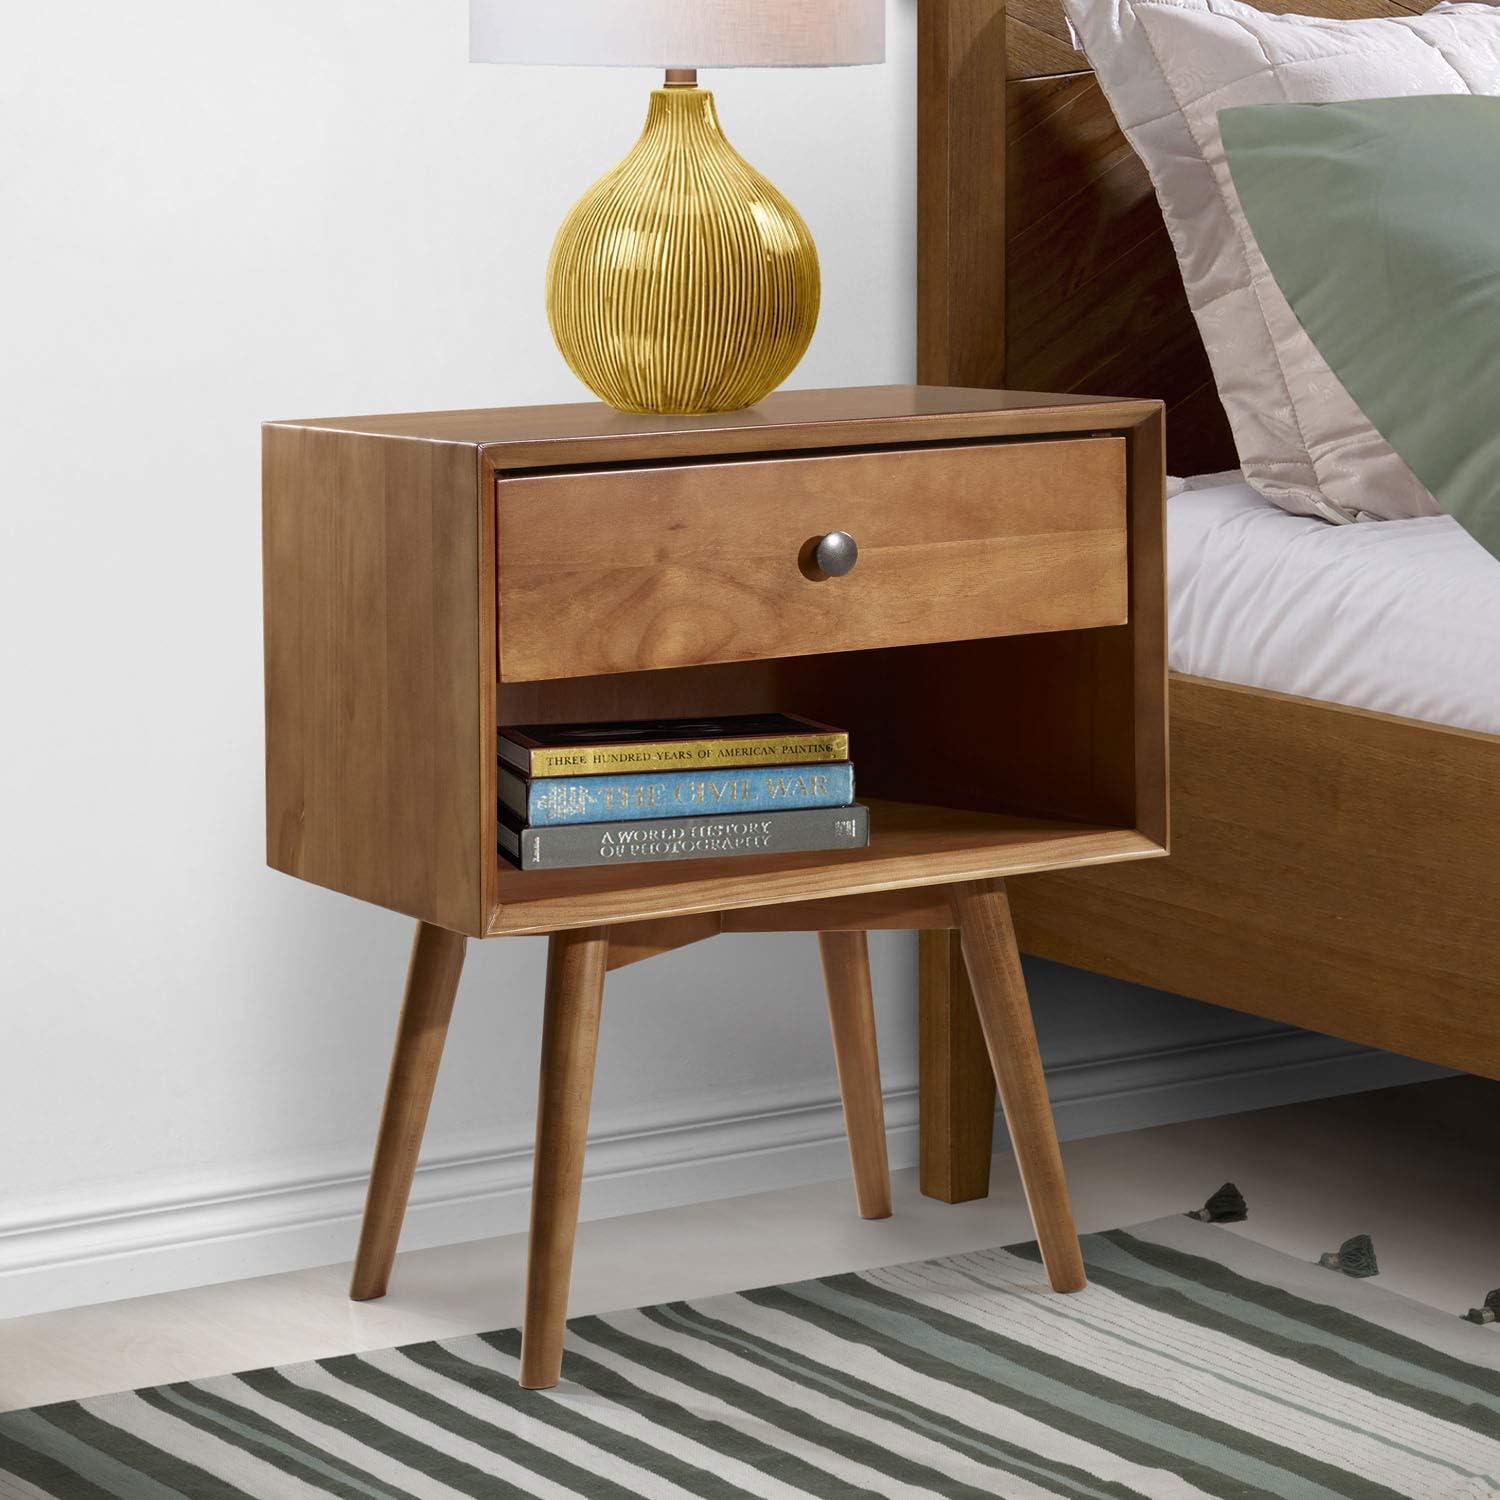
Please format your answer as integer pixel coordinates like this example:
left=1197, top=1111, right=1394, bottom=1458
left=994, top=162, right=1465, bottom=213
left=3, top=1076, right=1495, bottom=1412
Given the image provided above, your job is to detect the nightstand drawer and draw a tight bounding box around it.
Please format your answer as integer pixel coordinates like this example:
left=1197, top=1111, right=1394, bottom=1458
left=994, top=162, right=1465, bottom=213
left=495, top=435, right=1127, bottom=681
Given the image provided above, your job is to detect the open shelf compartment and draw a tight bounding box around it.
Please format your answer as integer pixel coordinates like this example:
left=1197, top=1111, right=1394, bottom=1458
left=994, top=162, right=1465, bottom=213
left=488, top=627, right=1165, bottom=935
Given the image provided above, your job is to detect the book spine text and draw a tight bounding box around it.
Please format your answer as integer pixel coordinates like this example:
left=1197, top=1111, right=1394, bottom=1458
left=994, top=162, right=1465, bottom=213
left=516, top=763, right=854, bottom=826
left=502, top=805, right=869, bottom=871
left=522, top=732, right=849, bottom=777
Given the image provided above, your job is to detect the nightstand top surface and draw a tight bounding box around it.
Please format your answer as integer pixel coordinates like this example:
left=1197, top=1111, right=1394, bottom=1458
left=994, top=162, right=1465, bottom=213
left=267, top=384, right=1161, bottom=451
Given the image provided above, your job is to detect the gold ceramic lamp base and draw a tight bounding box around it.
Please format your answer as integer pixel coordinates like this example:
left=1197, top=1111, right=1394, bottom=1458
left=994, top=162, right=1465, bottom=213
left=546, top=84, right=820, bottom=415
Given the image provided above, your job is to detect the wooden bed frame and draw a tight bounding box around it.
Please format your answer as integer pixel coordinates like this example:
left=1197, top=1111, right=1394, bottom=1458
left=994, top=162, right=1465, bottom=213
left=916, top=0, right=1500, bottom=1203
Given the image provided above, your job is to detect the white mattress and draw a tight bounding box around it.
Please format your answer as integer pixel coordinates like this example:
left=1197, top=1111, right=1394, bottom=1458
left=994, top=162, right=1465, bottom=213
left=1168, top=475, right=1500, bottom=736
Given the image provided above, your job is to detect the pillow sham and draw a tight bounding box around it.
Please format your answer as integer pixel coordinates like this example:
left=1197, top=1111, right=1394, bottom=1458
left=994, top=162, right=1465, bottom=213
left=1220, top=95, right=1500, bottom=560
left=1062, top=0, right=1500, bottom=523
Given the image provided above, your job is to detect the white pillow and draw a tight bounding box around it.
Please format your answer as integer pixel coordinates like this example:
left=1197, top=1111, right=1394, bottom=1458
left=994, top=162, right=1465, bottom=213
left=1062, top=0, right=1500, bottom=522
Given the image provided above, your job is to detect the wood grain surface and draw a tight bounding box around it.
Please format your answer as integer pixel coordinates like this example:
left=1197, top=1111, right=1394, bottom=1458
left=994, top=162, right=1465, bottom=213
left=520, top=927, right=610, bottom=1389
left=1005, top=73, right=1230, bottom=476
left=818, top=932, right=894, bottom=1220
left=489, top=801, right=1162, bottom=937
left=495, top=438, right=1127, bottom=680
left=349, top=924, right=467, bottom=1301
left=951, top=880, right=1086, bottom=1289
left=262, top=425, right=494, bottom=934
left=281, top=385, right=1154, bottom=466
left=1005, top=0, right=1084, bottom=78
left=918, top=929, right=997, bottom=1203
left=723, top=887, right=955, bottom=932
left=1009, top=678, right=1500, bottom=1081
left=918, top=0, right=1008, bottom=388
left=603, top=913, right=724, bottom=971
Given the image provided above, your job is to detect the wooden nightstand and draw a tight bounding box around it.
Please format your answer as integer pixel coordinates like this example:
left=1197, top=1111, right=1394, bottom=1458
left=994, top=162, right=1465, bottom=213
left=262, top=384, right=1166, bottom=1388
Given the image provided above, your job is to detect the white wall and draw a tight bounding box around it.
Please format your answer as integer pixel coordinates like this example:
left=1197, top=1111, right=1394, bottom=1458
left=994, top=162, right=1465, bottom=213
left=0, top=1, right=1442, bottom=1321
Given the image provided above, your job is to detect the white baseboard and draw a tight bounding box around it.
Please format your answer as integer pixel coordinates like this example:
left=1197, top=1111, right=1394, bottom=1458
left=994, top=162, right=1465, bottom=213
left=0, top=1027, right=1448, bottom=1320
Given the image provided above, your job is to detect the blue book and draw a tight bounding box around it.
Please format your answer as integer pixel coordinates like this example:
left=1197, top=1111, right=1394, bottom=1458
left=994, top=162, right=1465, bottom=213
left=500, top=761, right=855, bottom=828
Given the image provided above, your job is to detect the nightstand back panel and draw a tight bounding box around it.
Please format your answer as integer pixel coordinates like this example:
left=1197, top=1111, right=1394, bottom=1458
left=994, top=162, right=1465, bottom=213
left=796, top=635, right=1140, bottom=831
left=494, top=437, right=1127, bottom=681
left=263, top=427, right=494, bottom=934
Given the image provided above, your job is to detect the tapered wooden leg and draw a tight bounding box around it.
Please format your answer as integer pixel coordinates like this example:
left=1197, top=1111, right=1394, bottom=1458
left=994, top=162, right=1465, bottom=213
left=949, top=880, right=1086, bottom=1292
left=520, top=926, right=610, bottom=1389
left=818, top=931, right=892, bottom=1220
left=918, top=930, right=997, bottom=1203
left=350, top=921, right=468, bottom=1301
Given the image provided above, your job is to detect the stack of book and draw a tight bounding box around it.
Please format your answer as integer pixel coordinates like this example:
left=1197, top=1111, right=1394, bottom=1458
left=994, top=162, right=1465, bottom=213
left=497, top=713, right=868, bottom=871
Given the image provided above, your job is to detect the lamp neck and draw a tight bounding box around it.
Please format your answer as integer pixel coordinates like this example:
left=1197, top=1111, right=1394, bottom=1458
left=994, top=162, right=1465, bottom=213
left=641, top=84, right=725, bottom=142
left=663, top=67, right=698, bottom=88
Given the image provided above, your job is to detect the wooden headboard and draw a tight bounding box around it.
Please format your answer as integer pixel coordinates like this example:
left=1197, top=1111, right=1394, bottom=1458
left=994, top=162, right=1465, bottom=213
left=917, top=0, right=1445, bottom=475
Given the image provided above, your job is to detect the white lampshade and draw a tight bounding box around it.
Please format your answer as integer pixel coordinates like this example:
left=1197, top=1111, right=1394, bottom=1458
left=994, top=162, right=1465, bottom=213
left=469, top=0, right=886, bottom=69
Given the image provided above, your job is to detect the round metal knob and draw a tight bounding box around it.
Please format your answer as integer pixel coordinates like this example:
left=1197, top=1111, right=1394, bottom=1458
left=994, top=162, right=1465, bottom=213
left=813, top=530, right=859, bottom=578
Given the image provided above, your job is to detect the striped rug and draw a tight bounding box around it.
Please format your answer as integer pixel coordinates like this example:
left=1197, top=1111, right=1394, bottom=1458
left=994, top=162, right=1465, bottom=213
left=3, top=1216, right=1498, bottom=1499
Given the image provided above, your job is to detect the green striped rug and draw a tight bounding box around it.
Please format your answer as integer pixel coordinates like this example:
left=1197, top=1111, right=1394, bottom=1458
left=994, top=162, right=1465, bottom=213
left=3, top=1216, right=1497, bottom=1499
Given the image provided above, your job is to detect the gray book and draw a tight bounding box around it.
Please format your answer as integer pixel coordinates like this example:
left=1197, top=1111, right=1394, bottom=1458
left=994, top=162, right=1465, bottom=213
left=499, top=804, right=869, bottom=871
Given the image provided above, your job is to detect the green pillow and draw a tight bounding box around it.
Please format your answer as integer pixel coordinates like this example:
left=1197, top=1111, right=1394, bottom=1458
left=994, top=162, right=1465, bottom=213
left=1220, top=96, right=1500, bottom=560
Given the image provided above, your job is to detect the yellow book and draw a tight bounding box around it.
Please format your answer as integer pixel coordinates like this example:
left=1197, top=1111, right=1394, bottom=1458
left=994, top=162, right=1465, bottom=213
left=499, top=713, right=850, bottom=779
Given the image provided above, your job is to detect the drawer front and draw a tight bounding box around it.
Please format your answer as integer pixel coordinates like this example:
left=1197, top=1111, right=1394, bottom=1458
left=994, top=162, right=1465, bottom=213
left=495, top=436, right=1127, bottom=681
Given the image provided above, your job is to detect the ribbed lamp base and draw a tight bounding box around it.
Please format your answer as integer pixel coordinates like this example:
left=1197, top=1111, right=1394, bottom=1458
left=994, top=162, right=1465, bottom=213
left=545, top=88, right=821, bottom=416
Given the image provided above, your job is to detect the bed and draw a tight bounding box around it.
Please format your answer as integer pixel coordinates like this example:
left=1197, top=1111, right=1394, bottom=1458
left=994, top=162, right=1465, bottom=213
left=915, top=0, right=1500, bottom=1203
left=1168, top=475, right=1500, bottom=736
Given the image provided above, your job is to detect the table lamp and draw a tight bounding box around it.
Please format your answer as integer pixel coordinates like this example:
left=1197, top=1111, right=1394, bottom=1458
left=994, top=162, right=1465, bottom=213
left=470, top=1, right=885, bottom=415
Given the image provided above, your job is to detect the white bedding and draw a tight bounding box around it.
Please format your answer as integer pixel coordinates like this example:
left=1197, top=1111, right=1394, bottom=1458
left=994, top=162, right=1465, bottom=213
left=1168, top=476, right=1500, bottom=736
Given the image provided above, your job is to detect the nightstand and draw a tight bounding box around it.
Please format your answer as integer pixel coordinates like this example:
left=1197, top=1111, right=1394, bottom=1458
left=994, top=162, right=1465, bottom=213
left=262, top=384, right=1166, bottom=1389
